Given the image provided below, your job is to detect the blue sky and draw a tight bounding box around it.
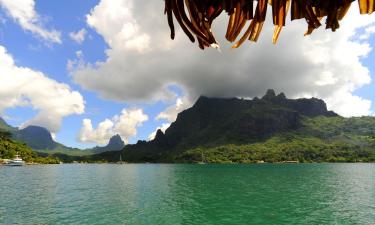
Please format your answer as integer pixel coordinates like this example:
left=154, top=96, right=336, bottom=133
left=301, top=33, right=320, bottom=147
left=0, top=0, right=173, bottom=148
left=0, top=0, right=374, bottom=149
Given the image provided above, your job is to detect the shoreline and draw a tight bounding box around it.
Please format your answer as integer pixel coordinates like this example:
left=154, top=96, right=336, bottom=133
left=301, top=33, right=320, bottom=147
left=2, top=161, right=374, bottom=166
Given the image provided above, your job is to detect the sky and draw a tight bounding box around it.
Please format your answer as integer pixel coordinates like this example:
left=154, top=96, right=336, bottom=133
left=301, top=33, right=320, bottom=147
left=0, top=0, right=374, bottom=149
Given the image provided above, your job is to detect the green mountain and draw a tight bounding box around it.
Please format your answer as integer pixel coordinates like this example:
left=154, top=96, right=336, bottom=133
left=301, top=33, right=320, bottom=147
left=91, top=134, right=125, bottom=154
left=2, top=90, right=374, bottom=163
left=0, top=130, right=35, bottom=161
left=14, top=126, right=57, bottom=150
left=0, top=130, right=59, bottom=164
left=90, top=90, right=375, bottom=163
left=13, top=125, right=87, bottom=155
left=0, top=117, right=16, bottom=132
left=0, top=119, right=82, bottom=154
left=0, top=117, right=125, bottom=159
left=0, top=117, right=59, bottom=163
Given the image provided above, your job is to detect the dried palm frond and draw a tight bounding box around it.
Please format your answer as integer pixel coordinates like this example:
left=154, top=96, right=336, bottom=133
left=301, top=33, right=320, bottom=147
left=164, top=0, right=374, bottom=49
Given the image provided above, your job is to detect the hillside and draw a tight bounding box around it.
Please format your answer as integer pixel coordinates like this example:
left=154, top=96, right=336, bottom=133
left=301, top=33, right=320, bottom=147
left=90, top=90, right=375, bottom=163
left=0, top=130, right=59, bottom=164
left=0, top=118, right=125, bottom=156
left=0, top=120, right=77, bottom=152
left=12, top=125, right=88, bottom=155
left=0, top=117, right=16, bottom=132
left=14, top=126, right=57, bottom=150
left=3, top=90, right=373, bottom=163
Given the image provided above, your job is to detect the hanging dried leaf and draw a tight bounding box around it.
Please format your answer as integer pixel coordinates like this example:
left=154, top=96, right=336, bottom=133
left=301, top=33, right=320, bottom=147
left=164, top=0, right=374, bottom=49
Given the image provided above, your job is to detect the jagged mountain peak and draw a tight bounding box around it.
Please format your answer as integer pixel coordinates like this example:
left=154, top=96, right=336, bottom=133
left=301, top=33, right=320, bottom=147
left=107, top=134, right=125, bottom=148
left=262, top=89, right=277, bottom=100
left=92, top=134, right=125, bottom=153
left=155, top=91, right=338, bottom=151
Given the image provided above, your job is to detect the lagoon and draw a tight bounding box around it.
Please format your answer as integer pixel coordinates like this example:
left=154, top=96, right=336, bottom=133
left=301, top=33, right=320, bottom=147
left=1, top=164, right=375, bottom=224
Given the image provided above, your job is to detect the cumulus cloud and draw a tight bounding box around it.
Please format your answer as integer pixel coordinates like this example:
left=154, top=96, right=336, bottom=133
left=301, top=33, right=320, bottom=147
left=0, top=0, right=61, bottom=43
left=86, top=0, right=150, bottom=53
left=148, top=123, right=170, bottom=141
left=69, top=28, right=87, bottom=44
left=359, top=26, right=375, bottom=40
left=78, top=108, right=148, bottom=145
left=70, top=0, right=375, bottom=117
left=0, top=45, right=85, bottom=132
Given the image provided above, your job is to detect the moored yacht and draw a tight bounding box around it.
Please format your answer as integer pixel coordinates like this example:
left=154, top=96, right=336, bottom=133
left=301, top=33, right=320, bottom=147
left=5, top=155, right=25, bottom=166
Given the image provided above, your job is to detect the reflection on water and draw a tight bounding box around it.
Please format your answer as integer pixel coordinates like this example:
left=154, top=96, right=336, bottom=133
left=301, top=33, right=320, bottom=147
left=0, top=164, right=374, bottom=225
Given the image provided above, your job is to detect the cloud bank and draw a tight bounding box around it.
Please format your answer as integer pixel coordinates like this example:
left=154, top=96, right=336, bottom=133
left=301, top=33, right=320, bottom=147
left=0, top=0, right=61, bottom=43
left=71, top=0, right=375, bottom=117
left=0, top=45, right=84, bottom=133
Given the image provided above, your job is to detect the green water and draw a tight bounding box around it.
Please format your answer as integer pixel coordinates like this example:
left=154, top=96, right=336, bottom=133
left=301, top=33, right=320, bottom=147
left=1, top=164, right=375, bottom=225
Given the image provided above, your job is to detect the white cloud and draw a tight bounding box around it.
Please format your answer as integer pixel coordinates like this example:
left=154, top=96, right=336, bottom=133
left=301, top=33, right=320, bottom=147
left=69, top=28, right=87, bottom=44
left=360, top=26, right=375, bottom=40
left=156, top=96, right=192, bottom=122
left=86, top=0, right=150, bottom=53
left=0, top=45, right=85, bottom=133
left=148, top=123, right=170, bottom=140
left=328, top=90, right=372, bottom=117
left=0, top=0, right=61, bottom=43
left=67, top=50, right=85, bottom=72
left=71, top=1, right=375, bottom=117
left=51, top=132, right=57, bottom=141
left=78, top=108, right=148, bottom=145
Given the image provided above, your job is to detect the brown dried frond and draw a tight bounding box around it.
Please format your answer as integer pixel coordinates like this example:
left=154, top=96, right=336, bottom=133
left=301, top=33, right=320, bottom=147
left=164, top=0, right=374, bottom=49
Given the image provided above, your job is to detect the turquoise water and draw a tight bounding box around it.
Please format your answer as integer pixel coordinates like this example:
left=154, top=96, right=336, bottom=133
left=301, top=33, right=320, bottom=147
left=1, top=164, right=375, bottom=225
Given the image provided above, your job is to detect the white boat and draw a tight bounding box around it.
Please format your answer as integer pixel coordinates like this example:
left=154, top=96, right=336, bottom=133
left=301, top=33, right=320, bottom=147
left=5, top=155, right=25, bottom=166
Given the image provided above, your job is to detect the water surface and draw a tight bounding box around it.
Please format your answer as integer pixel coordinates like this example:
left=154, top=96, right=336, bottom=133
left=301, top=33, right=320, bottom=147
left=1, top=164, right=375, bottom=224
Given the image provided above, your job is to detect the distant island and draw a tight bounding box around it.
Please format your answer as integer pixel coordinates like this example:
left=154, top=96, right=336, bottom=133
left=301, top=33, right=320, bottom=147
left=1, top=89, right=375, bottom=164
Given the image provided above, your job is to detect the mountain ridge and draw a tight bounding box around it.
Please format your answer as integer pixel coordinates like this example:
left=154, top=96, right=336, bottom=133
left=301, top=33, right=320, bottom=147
left=0, top=118, right=124, bottom=154
left=2, top=89, right=375, bottom=163
left=88, top=89, right=375, bottom=163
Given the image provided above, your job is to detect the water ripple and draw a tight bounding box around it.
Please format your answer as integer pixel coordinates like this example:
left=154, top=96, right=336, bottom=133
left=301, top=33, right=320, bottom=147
left=1, top=164, right=375, bottom=224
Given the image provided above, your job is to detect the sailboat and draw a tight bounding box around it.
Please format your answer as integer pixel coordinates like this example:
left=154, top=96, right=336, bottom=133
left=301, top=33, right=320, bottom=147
left=117, top=153, right=126, bottom=164
left=198, top=151, right=206, bottom=164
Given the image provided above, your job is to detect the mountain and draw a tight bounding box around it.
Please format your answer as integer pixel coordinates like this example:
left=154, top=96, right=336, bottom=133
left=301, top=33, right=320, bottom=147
left=0, top=129, right=60, bottom=164
left=0, top=119, right=60, bottom=150
left=90, top=90, right=375, bottom=163
left=0, top=117, right=16, bottom=132
left=2, top=89, right=375, bottom=164
left=0, top=117, right=124, bottom=158
left=91, top=134, right=125, bottom=153
left=0, top=118, right=82, bottom=154
left=14, top=126, right=57, bottom=150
